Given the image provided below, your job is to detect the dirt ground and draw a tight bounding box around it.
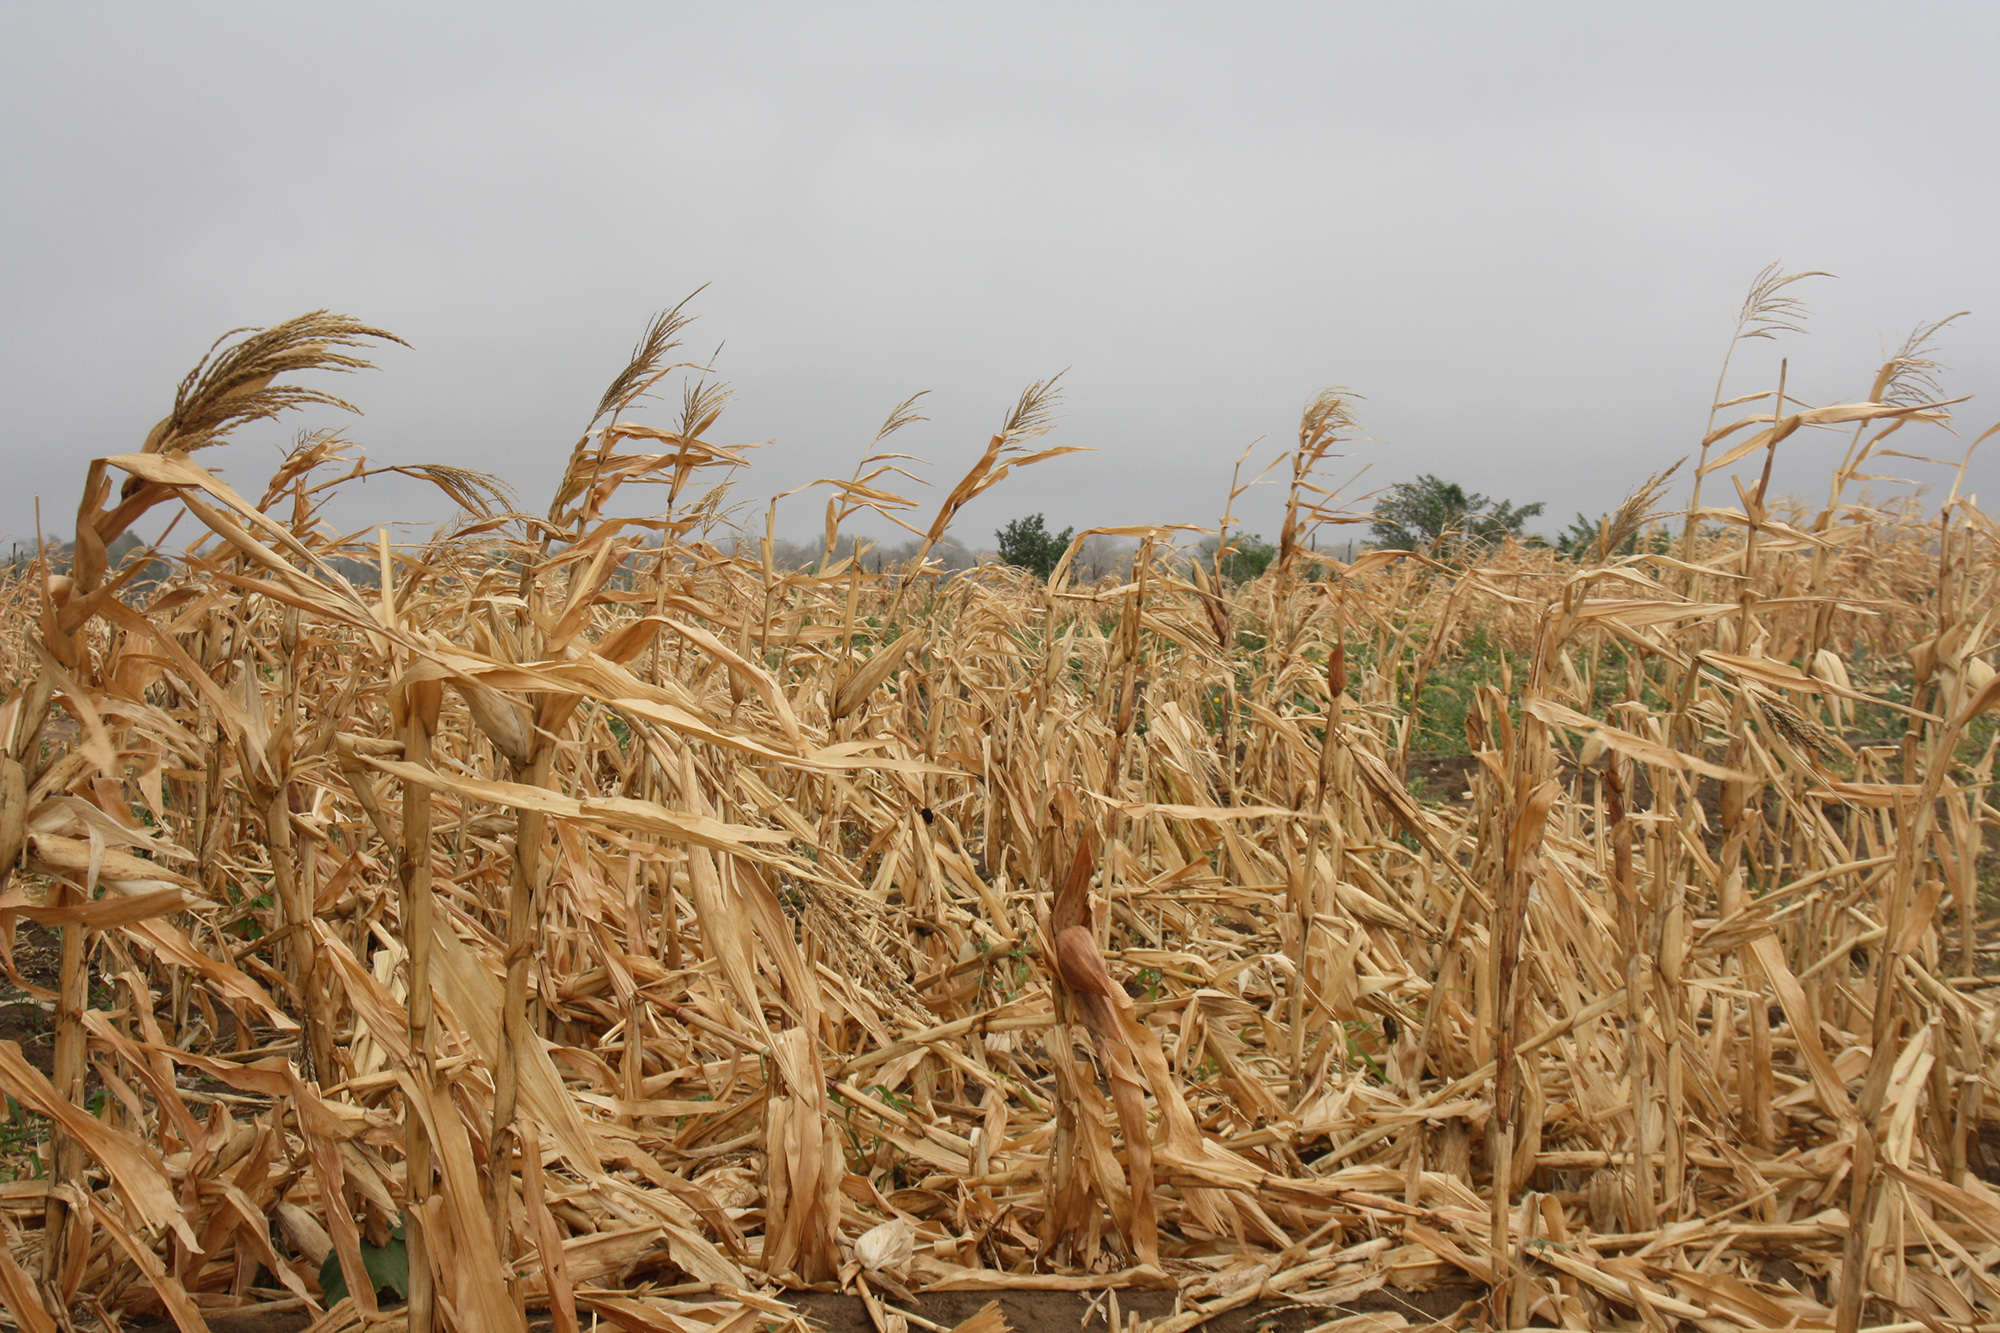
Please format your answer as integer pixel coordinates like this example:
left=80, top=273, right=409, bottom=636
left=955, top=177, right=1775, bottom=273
left=117, top=1285, right=1490, bottom=1333
left=0, top=920, right=61, bottom=1077
left=789, top=1286, right=1488, bottom=1333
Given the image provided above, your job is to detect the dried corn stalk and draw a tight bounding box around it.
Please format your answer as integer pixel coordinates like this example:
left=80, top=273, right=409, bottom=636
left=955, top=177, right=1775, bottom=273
left=0, top=296, right=1995, bottom=1333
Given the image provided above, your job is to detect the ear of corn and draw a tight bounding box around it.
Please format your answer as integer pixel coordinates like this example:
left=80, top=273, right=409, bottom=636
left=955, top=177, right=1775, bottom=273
left=2, top=295, right=1999, bottom=1333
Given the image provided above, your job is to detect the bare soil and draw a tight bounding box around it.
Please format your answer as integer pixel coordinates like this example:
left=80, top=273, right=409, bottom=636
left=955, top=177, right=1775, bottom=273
left=117, top=1286, right=1491, bottom=1333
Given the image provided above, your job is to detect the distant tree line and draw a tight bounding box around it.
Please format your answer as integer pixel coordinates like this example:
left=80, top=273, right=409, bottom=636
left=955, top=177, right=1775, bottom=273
left=0, top=470, right=1648, bottom=608
left=3, top=531, right=172, bottom=584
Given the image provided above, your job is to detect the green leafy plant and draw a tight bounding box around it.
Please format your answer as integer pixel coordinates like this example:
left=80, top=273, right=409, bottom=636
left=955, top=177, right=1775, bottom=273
left=0, top=1098, right=46, bottom=1181
left=320, top=1227, right=409, bottom=1305
left=1342, top=1021, right=1387, bottom=1081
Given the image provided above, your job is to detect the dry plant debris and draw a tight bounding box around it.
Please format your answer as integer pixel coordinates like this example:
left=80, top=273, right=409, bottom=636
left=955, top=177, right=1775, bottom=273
left=0, top=295, right=1998, bottom=1333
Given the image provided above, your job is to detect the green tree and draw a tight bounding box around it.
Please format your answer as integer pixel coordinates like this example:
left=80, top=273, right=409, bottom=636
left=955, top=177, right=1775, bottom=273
left=994, top=513, right=1073, bottom=579
left=1200, top=532, right=1276, bottom=583
left=1369, top=475, right=1544, bottom=554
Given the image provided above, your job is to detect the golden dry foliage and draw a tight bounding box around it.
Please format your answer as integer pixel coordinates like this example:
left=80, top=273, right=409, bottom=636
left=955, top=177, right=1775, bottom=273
left=3, top=302, right=2000, bottom=1333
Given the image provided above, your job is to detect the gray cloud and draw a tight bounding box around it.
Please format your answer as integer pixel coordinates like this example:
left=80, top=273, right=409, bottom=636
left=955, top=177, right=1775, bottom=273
left=3, top=1, right=1995, bottom=553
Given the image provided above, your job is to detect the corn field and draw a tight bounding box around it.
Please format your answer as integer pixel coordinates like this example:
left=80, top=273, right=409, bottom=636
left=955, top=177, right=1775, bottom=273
left=3, top=281, right=2000, bottom=1333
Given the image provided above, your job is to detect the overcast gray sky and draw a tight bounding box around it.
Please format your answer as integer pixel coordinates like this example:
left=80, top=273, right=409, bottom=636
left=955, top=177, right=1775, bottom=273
left=3, top=2, right=1996, bottom=553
